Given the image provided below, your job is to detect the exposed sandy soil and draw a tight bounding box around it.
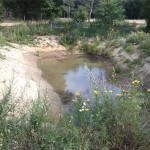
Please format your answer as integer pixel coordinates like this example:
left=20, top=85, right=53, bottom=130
left=0, top=19, right=146, bottom=27
left=0, top=36, right=69, bottom=116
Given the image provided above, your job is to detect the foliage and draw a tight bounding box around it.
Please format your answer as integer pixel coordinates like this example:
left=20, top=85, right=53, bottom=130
left=0, top=80, right=149, bottom=149
left=95, top=0, right=125, bottom=25
left=127, top=31, right=150, bottom=56
left=141, top=0, right=150, bottom=32
left=73, top=6, right=88, bottom=23
left=81, top=36, right=100, bottom=54
left=123, top=43, right=136, bottom=54
left=0, top=1, right=4, bottom=22
left=124, top=0, right=143, bottom=19
left=59, top=29, right=80, bottom=47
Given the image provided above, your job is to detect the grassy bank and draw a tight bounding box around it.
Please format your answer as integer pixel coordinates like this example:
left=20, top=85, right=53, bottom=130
left=0, top=80, right=150, bottom=149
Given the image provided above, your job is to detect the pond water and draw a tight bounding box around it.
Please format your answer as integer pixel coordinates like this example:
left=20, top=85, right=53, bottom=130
left=38, top=55, right=121, bottom=104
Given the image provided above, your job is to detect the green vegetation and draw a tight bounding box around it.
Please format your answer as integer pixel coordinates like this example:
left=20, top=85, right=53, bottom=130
left=141, top=0, right=150, bottom=32
left=0, top=80, right=149, bottom=149
left=95, top=0, right=125, bottom=25
left=123, top=43, right=135, bottom=54
left=127, top=31, right=150, bottom=56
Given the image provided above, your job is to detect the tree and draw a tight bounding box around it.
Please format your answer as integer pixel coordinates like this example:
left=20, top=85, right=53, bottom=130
left=124, top=0, right=143, bottom=19
left=73, top=6, right=88, bottom=23
left=74, top=0, right=99, bottom=20
left=95, top=0, right=125, bottom=25
left=42, top=0, right=63, bottom=28
left=0, top=1, right=4, bottom=22
left=141, top=0, right=150, bottom=32
left=63, top=0, right=75, bottom=18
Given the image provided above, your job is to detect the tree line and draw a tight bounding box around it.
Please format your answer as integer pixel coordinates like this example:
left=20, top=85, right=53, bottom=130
left=0, top=0, right=150, bottom=31
left=0, top=0, right=146, bottom=20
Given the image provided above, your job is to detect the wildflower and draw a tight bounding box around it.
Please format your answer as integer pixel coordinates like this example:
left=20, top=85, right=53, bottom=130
left=104, top=90, right=108, bottom=93
left=75, top=92, right=80, bottom=96
left=86, top=99, right=90, bottom=102
left=94, top=90, right=99, bottom=95
left=147, top=89, right=150, bottom=92
left=132, top=80, right=140, bottom=85
left=83, top=102, right=86, bottom=106
left=85, top=108, right=90, bottom=112
left=128, top=97, right=131, bottom=99
left=116, top=94, right=122, bottom=97
left=72, top=99, right=77, bottom=102
left=109, top=90, right=113, bottom=93
left=122, top=90, right=128, bottom=94
left=79, top=109, right=84, bottom=112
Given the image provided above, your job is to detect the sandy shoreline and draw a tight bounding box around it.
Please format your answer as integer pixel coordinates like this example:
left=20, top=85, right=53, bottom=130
left=0, top=36, right=68, bottom=116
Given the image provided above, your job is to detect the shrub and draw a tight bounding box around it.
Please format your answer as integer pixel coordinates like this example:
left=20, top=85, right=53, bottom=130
left=95, top=0, right=125, bottom=26
left=81, top=36, right=100, bottom=54
left=73, top=6, right=88, bottom=23
left=59, top=29, right=80, bottom=47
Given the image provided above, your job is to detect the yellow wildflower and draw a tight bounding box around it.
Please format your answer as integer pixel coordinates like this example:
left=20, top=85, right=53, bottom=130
left=109, top=90, right=113, bottom=93
left=104, top=90, right=108, bottom=93
left=116, top=94, right=122, bottom=97
left=75, top=92, right=80, bottom=96
left=86, top=99, right=90, bottom=102
left=94, top=90, right=99, bottom=95
left=132, top=80, right=140, bottom=85
left=122, top=90, right=128, bottom=94
left=85, top=108, right=90, bottom=112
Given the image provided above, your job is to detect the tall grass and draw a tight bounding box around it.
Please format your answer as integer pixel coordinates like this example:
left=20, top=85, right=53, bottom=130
left=0, top=80, right=149, bottom=149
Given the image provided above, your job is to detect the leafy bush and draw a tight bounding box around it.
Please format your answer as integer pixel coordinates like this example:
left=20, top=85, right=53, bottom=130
left=73, top=6, right=88, bottom=23
left=59, top=29, right=80, bottom=47
left=81, top=36, right=100, bottom=54
left=95, top=0, right=125, bottom=25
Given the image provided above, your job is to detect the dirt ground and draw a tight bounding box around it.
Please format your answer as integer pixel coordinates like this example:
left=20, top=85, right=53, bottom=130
left=0, top=19, right=146, bottom=27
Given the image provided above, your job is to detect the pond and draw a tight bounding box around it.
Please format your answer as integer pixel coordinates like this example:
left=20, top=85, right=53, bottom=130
left=38, top=55, right=121, bottom=104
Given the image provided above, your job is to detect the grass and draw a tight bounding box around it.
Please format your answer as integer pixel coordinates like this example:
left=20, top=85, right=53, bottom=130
left=0, top=79, right=150, bottom=149
left=81, top=36, right=101, bottom=54
left=123, top=43, right=136, bottom=54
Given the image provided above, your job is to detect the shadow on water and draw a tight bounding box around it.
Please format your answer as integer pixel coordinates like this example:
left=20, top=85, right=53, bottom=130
left=38, top=55, right=121, bottom=104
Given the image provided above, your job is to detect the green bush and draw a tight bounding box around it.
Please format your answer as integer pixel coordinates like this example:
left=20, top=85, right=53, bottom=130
left=81, top=36, right=100, bottom=54
left=59, top=29, right=80, bottom=47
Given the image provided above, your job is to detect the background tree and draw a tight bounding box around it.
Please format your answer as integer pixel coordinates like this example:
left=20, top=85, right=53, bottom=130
left=141, top=0, right=150, bottom=32
left=73, top=6, right=88, bottom=23
left=95, top=0, right=125, bottom=25
left=124, top=0, right=143, bottom=19
left=42, top=0, right=63, bottom=28
left=63, top=0, right=75, bottom=18
left=0, top=1, right=4, bottom=22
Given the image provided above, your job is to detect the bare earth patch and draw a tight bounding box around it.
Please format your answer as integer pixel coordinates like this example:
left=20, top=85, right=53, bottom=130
left=0, top=36, right=69, bottom=116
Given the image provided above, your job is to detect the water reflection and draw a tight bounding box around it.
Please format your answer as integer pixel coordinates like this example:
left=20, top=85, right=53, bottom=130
left=38, top=55, right=121, bottom=103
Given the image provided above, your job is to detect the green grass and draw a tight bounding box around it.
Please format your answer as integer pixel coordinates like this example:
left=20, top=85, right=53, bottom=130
left=0, top=80, right=149, bottom=149
left=123, top=43, right=136, bottom=54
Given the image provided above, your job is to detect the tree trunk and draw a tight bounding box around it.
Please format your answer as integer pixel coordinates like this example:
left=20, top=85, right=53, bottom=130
left=89, top=0, right=94, bottom=22
left=68, top=5, right=70, bottom=18
left=146, top=19, right=150, bottom=32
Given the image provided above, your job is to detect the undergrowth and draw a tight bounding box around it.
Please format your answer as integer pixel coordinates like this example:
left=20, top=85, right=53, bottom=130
left=0, top=80, right=150, bottom=149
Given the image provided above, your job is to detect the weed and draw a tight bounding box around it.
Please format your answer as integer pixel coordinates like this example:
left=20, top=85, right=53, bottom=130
left=123, top=43, right=136, bottom=54
left=113, top=65, right=122, bottom=74
left=0, top=78, right=149, bottom=149
left=81, top=36, right=100, bottom=54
